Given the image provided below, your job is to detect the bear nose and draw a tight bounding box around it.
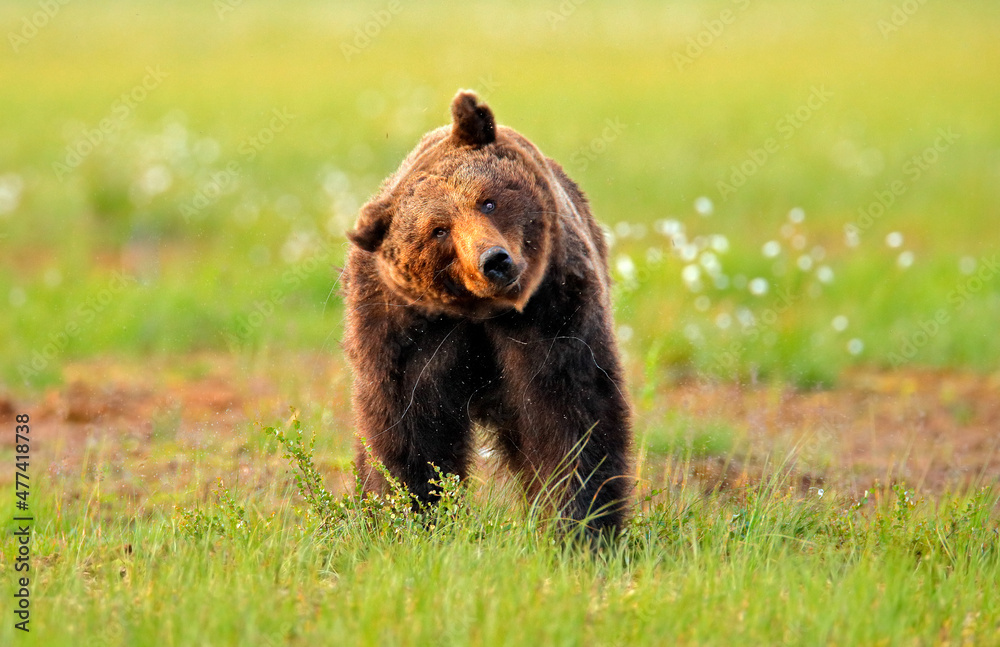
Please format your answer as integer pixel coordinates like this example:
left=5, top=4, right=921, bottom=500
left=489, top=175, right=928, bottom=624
left=480, top=246, right=516, bottom=285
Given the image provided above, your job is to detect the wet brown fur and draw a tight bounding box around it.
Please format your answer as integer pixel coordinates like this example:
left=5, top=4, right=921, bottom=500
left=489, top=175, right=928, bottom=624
left=343, top=90, right=631, bottom=535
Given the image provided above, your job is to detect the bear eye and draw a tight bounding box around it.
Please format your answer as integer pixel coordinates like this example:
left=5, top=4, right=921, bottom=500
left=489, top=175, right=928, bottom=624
left=480, top=199, right=496, bottom=214
left=432, top=227, right=449, bottom=239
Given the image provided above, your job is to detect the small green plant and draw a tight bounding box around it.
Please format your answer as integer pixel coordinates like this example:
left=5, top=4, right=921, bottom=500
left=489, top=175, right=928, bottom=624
left=175, top=478, right=254, bottom=540
left=263, top=411, right=485, bottom=543
left=266, top=412, right=340, bottom=524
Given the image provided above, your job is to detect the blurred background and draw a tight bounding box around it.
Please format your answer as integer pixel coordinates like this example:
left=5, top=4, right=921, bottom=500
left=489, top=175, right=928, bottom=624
left=2, top=0, right=998, bottom=393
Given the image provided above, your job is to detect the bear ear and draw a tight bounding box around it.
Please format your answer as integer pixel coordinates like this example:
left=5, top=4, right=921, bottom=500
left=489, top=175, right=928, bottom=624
left=450, top=90, right=496, bottom=147
left=347, top=199, right=392, bottom=253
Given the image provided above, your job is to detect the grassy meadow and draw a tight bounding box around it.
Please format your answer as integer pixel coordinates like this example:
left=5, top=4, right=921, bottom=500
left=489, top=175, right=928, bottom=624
left=2, top=0, right=999, bottom=644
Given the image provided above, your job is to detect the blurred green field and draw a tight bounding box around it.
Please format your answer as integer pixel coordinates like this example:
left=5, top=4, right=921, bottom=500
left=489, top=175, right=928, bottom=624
left=2, top=2, right=1000, bottom=645
left=2, top=0, right=999, bottom=390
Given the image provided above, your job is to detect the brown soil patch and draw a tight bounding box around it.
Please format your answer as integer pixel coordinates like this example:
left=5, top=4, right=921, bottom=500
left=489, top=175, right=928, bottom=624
left=647, top=368, right=1000, bottom=496
left=2, top=356, right=998, bottom=502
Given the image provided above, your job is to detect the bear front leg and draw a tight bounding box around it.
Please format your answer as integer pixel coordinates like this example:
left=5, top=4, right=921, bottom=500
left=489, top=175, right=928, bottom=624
left=487, top=320, right=632, bottom=535
left=348, top=315, right=485, bottom=509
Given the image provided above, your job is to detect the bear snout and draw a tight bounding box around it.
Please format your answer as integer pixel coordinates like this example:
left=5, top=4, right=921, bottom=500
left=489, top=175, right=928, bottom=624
left=479, top=246, right=519, bottom=286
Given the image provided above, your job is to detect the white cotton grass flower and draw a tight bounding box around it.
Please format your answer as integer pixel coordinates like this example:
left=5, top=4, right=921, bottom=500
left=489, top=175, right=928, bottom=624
left=618, top=325, right=634, bottom=343
left=736, top=307, right=755, bottom=328
left=603, top=227, right=617, bottom=249
left=646, top=247, right=664, bottom=265
left=847, top=338, right=864, bottom=355
left=845, top=229, right=860, bottom=248
left=811, top=245, right=826, bottom=261
left=655, top=219, right=683, bottom=237
left=322, top=168, right=350, bottom=198
left=281, top=231, right=312, bottom=263
left=699, top=251, right=721, bottom=274
left=682, top=264, right=701, bottom=284
left=959, top=256, right=977, bottom=275
left=680, top=244, right=698, bottom=262
left=797, top=255, right=814, bottom=271
left=897, top=251, right=914, bottom=269
left=788, top=207, right=805, bottom=223
left=161, top=119, right=190, bottom=154
left=885, top=231, right=903, bottom=248
left=762, top=241, right=781, bottom=258
left=713, top=274, right=730, bottom=289
left=816, top=265, right=834, bottom=284
left=832, top=315, right=849, bottom=332
left=615, top=254, right=637, bottom=281
left=614, top=221, right=632, bottom=239
left=694, top=196, right=714, bottom=216
left=137, top=164, right=173, bottom=197
left=684, top=323, right=703, bottom=342
left=748, top=277, right=769, bottom=296
left=710, top=235, right=730, bottom=253
left=715, top=312, right=732, bottom=330
left=817, top=488, right=825, bottom=498
left=333, top=192, right=360, bottom=222
left=0, top=173, right=24, bottom=215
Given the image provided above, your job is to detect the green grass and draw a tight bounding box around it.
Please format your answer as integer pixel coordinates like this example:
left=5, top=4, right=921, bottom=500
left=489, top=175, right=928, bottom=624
left=642, top=411, right=738, bottom=459
left=2, top=419, right=998, bottom=646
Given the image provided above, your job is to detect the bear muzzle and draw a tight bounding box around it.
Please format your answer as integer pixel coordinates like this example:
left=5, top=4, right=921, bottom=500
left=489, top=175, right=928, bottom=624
left=479, top=246, right=521, bottom=287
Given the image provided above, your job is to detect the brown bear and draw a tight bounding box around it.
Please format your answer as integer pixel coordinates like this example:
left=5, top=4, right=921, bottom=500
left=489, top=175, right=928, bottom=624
left=343, top=90, right=631, bottom=535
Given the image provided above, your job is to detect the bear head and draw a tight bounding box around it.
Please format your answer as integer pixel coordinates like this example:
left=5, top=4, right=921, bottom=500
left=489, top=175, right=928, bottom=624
left=347, top=91, right=562, bottom=318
